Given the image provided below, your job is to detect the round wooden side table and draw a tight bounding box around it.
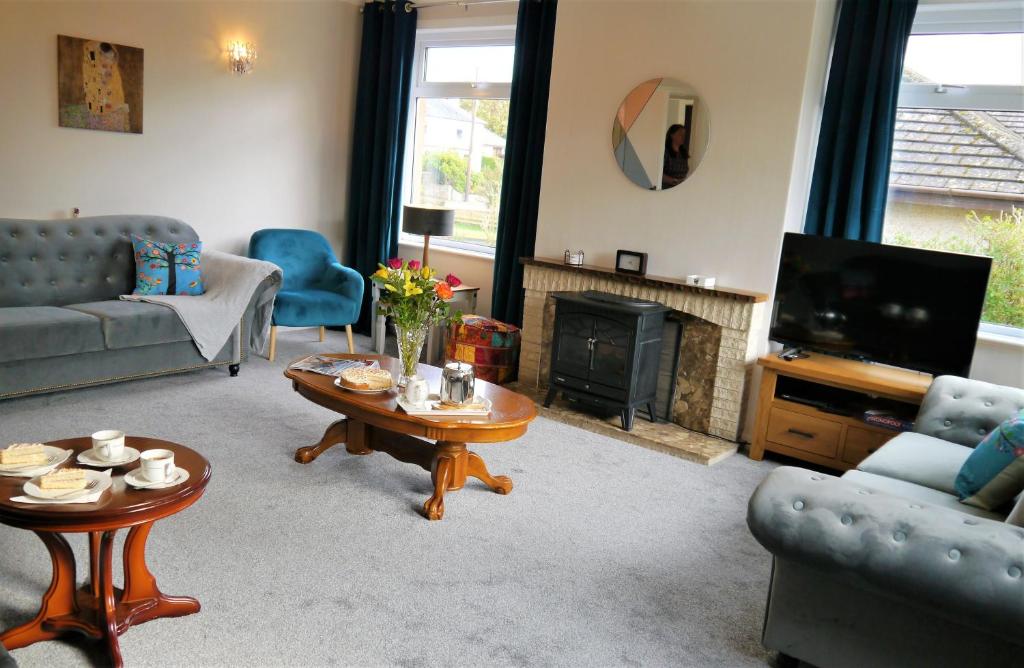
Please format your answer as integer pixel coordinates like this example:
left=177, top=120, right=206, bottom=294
left=0, top=437, right=211, bottom=668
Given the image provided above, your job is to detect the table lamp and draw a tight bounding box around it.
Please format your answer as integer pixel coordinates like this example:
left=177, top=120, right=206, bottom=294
left=403, top=205, right=454, bottom=267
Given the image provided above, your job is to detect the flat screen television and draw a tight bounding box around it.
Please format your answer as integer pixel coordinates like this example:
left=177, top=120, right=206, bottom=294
left=770, top=232, right=991, bottom=377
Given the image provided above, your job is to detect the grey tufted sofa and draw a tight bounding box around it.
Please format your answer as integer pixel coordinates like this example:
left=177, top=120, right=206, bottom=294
left=747, top=375, right=1024, bottom=668
left=0, top=215, right=277, bottom=399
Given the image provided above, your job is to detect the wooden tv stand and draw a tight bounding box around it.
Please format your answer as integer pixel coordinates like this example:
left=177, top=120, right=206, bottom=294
left=749, top=352, right=933, bottom=470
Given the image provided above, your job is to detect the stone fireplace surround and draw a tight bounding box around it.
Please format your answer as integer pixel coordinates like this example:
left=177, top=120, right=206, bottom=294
left=518, top=258, right=768, bottom=442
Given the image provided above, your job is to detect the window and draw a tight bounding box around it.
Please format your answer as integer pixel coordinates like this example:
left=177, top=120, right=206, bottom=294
left=403, top=31, right=515, bottom=253
left=882, top=17, right=1024, bottom=333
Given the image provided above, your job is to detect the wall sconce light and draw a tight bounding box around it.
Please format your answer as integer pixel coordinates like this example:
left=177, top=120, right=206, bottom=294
left=227, top=41, right=256, bottom=75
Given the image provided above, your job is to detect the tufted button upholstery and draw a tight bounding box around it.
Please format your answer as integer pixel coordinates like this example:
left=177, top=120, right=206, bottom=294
left=915, top=376, right=1024, bottom=448
left=0, top=215, right=198, bottom=308
left=747, top=466, right=1024, bottom=641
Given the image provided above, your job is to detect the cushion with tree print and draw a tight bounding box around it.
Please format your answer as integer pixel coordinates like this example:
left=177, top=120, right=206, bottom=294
left=955, top=409, right=1024, bottom=511
left=130, top=235, right=205, bottom=296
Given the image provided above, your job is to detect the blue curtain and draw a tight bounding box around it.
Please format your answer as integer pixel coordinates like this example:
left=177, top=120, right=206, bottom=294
left=490, top=0, right=558, bottom=326
left=803, top=0, right=918, bottom=242
left=345, top=0, right=417, bottom=333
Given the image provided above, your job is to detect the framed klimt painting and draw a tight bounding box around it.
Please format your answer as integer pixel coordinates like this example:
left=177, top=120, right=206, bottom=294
left=58, top=35, right=143, bottom=134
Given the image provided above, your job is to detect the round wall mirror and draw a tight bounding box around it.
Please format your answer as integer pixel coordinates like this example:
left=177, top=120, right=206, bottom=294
left=612, top=78, right=710, bottom=191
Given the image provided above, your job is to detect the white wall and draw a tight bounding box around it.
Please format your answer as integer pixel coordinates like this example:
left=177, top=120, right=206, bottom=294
left=0, top=1, right=361, bottom=256
left=536, top=0, right=831, bottom=291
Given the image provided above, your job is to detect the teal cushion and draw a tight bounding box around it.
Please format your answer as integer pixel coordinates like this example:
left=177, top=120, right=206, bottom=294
left=131, top=235, right=204, bottom=295
left=955, top=410, right=1024, bottom=510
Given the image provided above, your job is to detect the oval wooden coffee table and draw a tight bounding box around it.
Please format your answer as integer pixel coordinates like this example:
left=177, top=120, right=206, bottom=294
left=286, top=354, right=536, bottom=520
left=0, top=437, right=211, bottom=667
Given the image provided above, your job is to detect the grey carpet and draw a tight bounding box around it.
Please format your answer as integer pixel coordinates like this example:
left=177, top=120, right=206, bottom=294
left=0, top=327, right=779, bottom=667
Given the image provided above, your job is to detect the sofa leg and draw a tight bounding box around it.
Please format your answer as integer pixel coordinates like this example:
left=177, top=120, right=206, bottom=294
left=345, top=325, right=355, bottom=354
left=319, top=325, right=326, bottom=342
left=229, top=364, right=240, bottom=377
left=775, top=652, right=799, bottom=668
left=268, top=326, right=277, bottom=362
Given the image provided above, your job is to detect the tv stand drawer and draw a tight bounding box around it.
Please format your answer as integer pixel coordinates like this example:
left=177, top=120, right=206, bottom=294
left=765, top=407, right=841, bottom=458
left=842, top=426, right=893, bottom=465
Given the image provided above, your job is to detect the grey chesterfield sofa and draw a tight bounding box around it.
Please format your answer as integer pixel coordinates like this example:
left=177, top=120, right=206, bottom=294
left=0, top=215, right=278, bottom=399
left=747, top=375, right=1024, bottom=668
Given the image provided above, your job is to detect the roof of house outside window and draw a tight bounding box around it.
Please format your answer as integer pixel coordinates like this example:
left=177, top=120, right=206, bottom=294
left=889, top=73, right=1024, bottom=201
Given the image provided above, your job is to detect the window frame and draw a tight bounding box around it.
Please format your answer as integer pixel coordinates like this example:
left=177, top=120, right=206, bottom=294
left=881, top=11, right=1024, bottom=337
left=400, top=27, right=516, bottom=256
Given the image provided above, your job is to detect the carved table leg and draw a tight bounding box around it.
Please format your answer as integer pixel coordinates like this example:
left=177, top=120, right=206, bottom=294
left=295, top=419, right=349, bottom=463
left=424, top=456, right=454, bottom=521
left=97, top=530, right=123, bottom=668
left=424, top=442, right=470, bottom=520
left=121, top=522, right=200, bottom=626
left=344, top=420, right=373, bottom=456
left=0, top=532, right=78, bottom=650
left=423, top=442, right=512, bottom=520
left=89, top=532, right=102, bottom=599
left=467, top=451, right=514, bottom=495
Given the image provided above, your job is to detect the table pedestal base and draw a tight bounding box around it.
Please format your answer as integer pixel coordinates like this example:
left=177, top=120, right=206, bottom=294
left=295, top=418, right=513, bottom=520
left=0, top=523, right=199, bottom=668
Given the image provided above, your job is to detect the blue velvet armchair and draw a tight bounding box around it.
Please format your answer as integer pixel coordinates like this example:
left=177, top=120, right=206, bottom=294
left=248, top=229, right=363, bottom=361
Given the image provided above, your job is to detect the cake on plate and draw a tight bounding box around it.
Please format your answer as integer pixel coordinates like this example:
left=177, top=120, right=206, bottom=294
left=39, top=468, right=87, bottom=490
left=0, top=443, right=47, bottom=467
left=339, top=366, right=394, bottom=391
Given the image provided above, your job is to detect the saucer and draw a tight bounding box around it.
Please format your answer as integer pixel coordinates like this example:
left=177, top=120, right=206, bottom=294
left=124, top=467, right=190, bottom=490
left=0, top=447, right=72, bottom=478
left=23, top=469, right=112, bottom=500
left=77, top=447, right=141, bottom=467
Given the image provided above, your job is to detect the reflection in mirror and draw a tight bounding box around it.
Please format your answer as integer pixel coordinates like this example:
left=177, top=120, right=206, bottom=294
left=612, top=78, right=710, bottom=191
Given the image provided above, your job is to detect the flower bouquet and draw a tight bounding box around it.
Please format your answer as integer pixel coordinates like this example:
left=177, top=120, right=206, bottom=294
left=371, top=258, right=462, bottom=386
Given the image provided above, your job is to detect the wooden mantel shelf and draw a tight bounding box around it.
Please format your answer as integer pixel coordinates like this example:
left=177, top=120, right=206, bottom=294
left=520, top=257, right=769, bottom=303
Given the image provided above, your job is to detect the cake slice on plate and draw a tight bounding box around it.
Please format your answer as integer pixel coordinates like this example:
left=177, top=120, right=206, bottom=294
left=39, top=468, right=87, bottom=490
left=0, top=443, right=47, bottom=467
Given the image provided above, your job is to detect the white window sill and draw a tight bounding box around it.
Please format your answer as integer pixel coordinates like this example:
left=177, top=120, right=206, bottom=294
left=399, top=236, right=496, bottom=262
left=977, top=327, right=1024, bottom=349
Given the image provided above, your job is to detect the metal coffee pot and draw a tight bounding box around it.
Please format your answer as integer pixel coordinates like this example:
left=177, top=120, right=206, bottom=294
left=440, top=361, right=475, bottom=406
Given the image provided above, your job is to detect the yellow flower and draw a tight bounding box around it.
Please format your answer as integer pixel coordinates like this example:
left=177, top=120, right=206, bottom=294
left=384, top=284, right=398, bottom=293
left=403, top=280, right=423, bottom=297
left=373, top=268, right=388, bottom=279
left=403, top=269, right=412, bottom=282
left=420, top=266, right=433, bottom=279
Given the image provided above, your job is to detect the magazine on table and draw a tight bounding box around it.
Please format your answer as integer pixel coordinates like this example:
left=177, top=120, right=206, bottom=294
left=289, top=355, right=378, bottom=377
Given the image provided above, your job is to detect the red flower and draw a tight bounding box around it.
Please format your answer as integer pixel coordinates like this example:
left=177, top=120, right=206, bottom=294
left=386, top=257, right=404, bottom=270
left=434, top=281, right=453, bottom=300
left=444, top=273, right=462, bottom=288
left=408, top=259, right=422, bottom=271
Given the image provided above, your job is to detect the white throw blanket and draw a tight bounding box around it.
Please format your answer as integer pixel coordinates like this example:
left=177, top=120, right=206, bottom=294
left=121, top=250, right=282, bottom=361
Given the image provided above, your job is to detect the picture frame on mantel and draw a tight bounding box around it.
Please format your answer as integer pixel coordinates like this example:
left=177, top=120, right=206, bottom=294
left=615, top=249, right=648, bottom=276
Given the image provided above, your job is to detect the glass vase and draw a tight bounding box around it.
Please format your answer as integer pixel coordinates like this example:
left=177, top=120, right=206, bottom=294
left=394, top=323, right=429, bottom=387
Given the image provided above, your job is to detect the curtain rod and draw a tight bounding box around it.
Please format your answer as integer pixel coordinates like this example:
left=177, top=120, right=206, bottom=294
left=361, top=0, right=518, bottom=13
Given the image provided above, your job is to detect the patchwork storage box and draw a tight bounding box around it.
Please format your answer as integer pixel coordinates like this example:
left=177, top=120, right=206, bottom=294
left=446, top=315, right=520, bottom=385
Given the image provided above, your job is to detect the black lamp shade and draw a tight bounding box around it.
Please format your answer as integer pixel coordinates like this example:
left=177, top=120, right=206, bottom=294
left=402, top=205, right=454, bottom=237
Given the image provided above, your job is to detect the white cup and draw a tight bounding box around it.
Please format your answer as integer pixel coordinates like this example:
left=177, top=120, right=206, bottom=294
left=405, top=376, right=429, bottom=407
left=139, top=449, right=176, bottom=483
left=91, top=430, right=125, bottom=462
